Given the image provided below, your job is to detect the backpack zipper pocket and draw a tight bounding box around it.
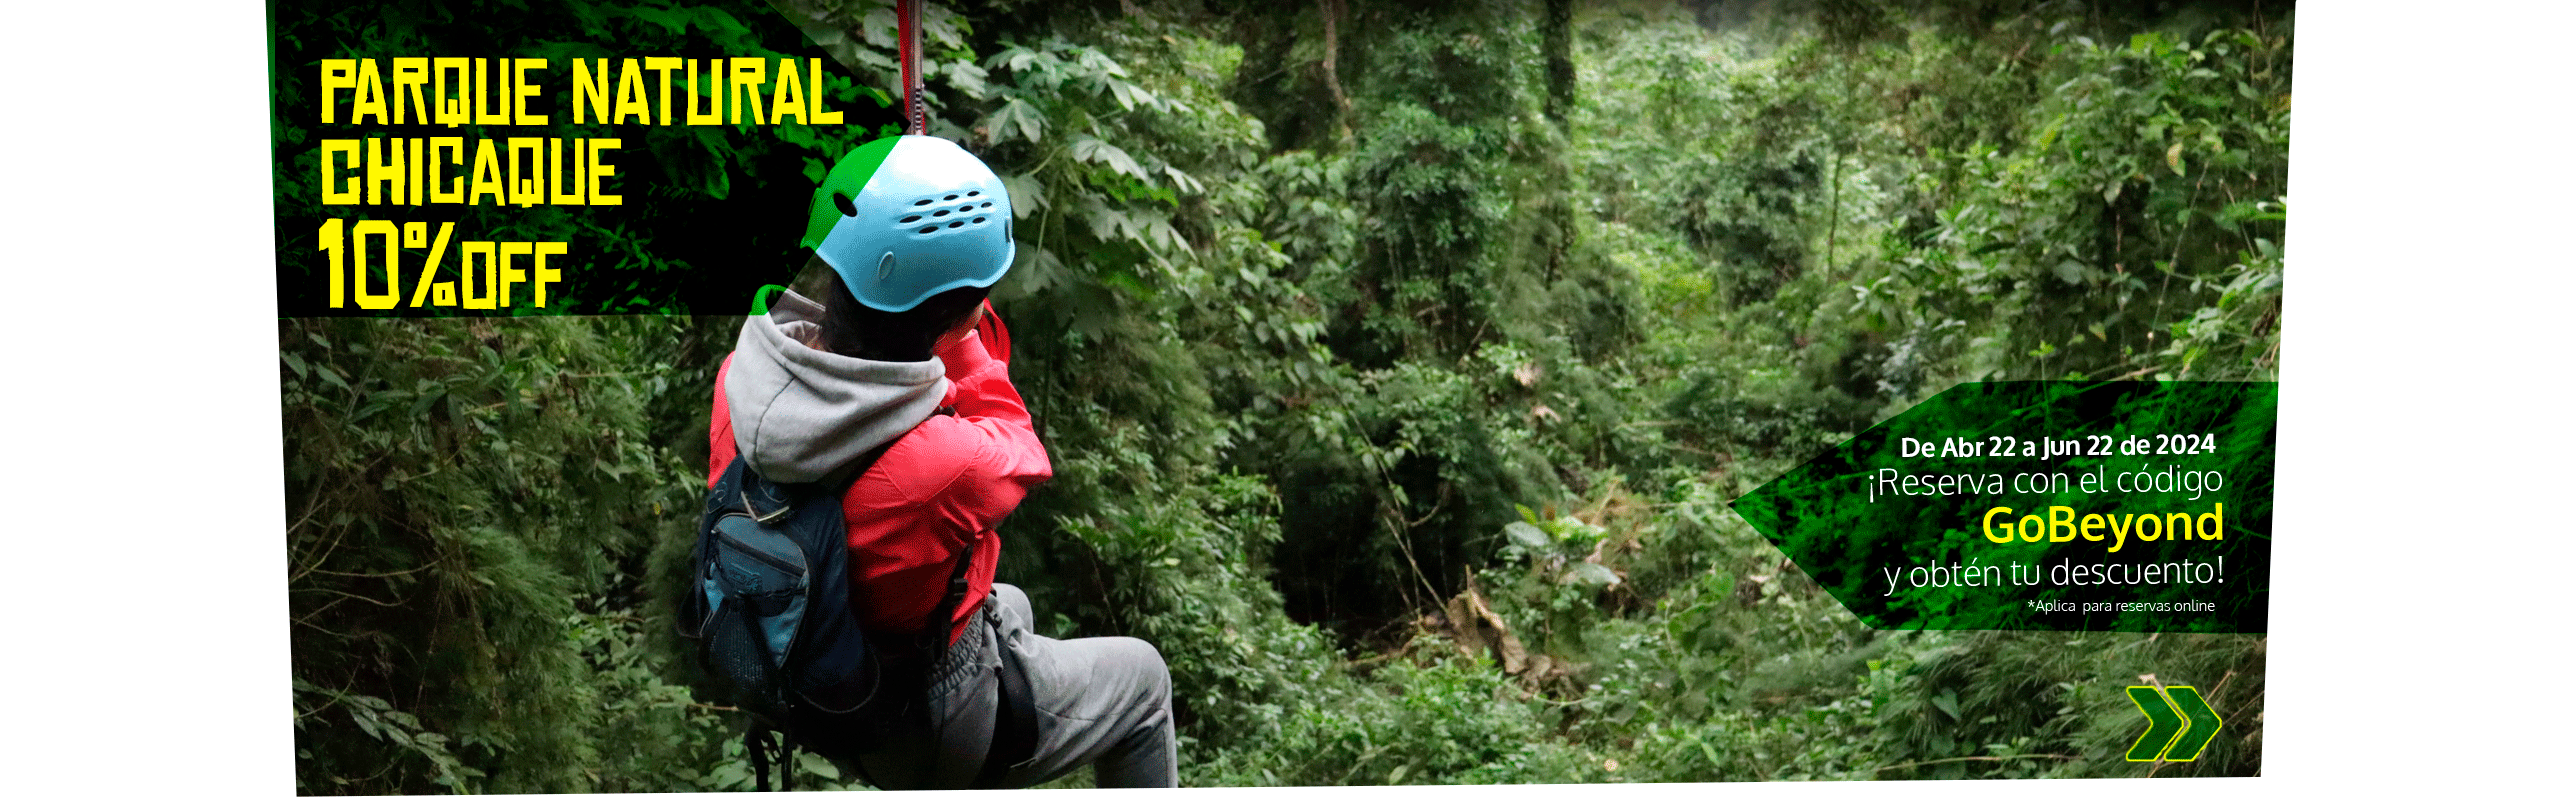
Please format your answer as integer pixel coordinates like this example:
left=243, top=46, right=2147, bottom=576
left=713, top=519, right=809, bottom=580
left=710, top=515, right=813, bottom=671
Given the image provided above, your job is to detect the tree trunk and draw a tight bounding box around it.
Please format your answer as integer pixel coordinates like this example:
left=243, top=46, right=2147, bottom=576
left=1540, top=0, right=1574, bottom=132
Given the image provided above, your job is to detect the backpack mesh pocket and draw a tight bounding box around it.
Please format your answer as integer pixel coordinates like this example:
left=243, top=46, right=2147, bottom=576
left=704, top=515, right=814, bottom=719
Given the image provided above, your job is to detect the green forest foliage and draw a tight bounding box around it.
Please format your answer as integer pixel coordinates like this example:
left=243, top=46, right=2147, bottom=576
left=284, top=0, right=2285, bottom=791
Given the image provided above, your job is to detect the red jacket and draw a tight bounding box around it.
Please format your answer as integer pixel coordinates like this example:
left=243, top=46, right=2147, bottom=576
left=708, top=310, right=1048, bottom=642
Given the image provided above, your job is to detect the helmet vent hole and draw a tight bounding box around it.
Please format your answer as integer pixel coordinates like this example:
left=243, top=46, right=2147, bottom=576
left=944, top=194, right=958, bottom=201
left=920, top=225, right=940, bottom=234
left=949, top=220, right=966, bottom=228
left=900, top=215, right=921, bottom=223
left=932, top=209, right=950, bottom=217
left=967, top=190, right=981, bottom=197
left=973, top=217, right=987, bottom=224
left=914, top=199, right=931, bottom=207
left=833, top=192, right=857, bottom=218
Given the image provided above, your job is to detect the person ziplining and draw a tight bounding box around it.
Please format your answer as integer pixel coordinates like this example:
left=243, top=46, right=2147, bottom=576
left=680, top=0, right=1177, bottom=789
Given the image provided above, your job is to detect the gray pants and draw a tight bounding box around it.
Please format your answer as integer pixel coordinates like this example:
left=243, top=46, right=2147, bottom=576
left=853, top=584, right=1177, bottom=789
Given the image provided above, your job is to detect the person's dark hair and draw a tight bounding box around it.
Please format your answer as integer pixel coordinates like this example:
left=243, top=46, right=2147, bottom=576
left=816, top=266, right=988, bottom=362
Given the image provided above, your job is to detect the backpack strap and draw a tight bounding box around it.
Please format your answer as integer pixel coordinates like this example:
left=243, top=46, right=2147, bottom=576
left=809, top=438, right=894, bottom=496
left=747, top=721, right=787, bottom=792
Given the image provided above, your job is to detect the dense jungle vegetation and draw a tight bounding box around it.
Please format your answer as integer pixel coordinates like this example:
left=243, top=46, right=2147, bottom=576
left=281, top=0, right=2287, bottom=790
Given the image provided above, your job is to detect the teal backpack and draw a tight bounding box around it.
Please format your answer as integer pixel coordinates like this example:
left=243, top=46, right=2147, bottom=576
left=680, top=419, right=1036, bottom=790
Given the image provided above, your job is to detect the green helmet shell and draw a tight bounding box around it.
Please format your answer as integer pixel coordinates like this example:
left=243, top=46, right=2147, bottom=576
left=801, top=136, right=1015, bottom=313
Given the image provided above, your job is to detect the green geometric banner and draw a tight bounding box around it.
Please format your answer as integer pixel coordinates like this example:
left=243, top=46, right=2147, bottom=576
left=1732, top=381, right=2273, bottom=633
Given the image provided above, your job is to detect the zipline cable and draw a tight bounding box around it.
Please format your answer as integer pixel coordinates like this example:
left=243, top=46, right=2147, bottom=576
left=898, top=0, right=924, bottom=135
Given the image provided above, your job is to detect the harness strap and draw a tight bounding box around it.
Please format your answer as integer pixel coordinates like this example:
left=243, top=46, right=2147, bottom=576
left=974, top=635, right=1039, bottom=789
left=927, top=540, right=974, bottom=667
left=780, top=730, right=797, bottom=792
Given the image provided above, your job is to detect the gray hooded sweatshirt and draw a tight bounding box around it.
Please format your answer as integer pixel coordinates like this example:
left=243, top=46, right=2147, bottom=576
left=721, top=288, right=951, bottom=484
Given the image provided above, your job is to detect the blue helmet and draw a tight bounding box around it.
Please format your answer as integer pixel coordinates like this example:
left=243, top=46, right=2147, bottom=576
left=800, top=136, right=1015, bottom=313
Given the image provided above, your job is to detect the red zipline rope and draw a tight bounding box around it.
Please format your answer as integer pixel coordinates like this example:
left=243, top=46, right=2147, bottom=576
left=898, top=0, right=923, bottom=135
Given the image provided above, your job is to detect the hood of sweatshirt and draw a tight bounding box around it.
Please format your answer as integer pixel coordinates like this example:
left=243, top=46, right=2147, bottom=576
left=722, top=288, right=951, bottom=484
